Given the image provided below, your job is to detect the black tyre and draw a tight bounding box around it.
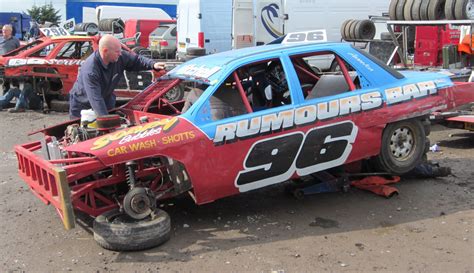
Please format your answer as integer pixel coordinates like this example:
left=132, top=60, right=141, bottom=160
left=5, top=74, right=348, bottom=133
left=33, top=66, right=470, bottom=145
left=186, top=47, right=206, bottom=56
left=354, top=19, right=376, bottom=40
left=445, top=0, right=457, bottom=19
left=420, top=0, right=431, bottom=19
left=349, top=20, right=360, bottom=40
left=98, top=18, right=124, bottom=33
left=428, top=0, right=447, bottom=20
left=49, top=99, right=69, bottom=112
left=396, top=0, right=407, bottom=20
left=93, top=208, right=171, bottom=251
left=340, top=19, right=352, bottom=40
left=454, top=0, right=471, bottom=19
left=404, top=0, right=416, bottom=20
left=373, top=119, right=426, bottom=175
left=164, top=84, right=185, bottom=102
left=344, top=19, right=357, bottom=40
left=411, top=0, right=423, bottom=20
left=380, top=32, right=393, bottom=40
left=390, top=0, right=400, bottom=20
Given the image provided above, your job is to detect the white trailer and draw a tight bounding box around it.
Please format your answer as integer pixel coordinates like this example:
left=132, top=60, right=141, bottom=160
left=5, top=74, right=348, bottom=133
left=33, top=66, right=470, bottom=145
left=177, top=0, right=389, bottom=59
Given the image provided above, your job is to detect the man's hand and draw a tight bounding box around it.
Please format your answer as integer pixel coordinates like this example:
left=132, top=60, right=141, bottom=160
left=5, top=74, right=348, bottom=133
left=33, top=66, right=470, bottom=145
left=153, top=62, right=166, bottom=71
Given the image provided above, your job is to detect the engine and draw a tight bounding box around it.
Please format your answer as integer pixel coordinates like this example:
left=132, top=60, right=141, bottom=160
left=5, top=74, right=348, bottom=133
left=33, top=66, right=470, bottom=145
left=64, top=114, right=129, bottom=145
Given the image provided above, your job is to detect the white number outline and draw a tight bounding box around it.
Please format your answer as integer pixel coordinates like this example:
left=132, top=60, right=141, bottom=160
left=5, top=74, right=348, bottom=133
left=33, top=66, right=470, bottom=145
left=235, top=120, right=357, bottom=192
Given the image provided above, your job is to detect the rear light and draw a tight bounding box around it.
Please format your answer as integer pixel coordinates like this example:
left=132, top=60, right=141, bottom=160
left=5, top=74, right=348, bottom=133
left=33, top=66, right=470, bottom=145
left=198, top=32, right=204, bottom=48
left=159, top=40, right=169, bottom=47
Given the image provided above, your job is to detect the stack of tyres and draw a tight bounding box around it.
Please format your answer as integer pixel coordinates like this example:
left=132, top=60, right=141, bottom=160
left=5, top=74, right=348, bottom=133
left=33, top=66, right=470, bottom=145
left=73, top=22, right=99, bottom=35
left=389, top=0, right=473, bottom=20
left=98, top=18, right=125, bottom=33
left=340, top=19, right=376, bottom=41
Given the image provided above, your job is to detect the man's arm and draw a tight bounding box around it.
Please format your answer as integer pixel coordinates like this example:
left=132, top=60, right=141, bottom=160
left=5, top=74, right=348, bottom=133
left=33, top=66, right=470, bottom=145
left=122, top=50, right=165, bottom=72
left=83, top=72, right=108, bottom=116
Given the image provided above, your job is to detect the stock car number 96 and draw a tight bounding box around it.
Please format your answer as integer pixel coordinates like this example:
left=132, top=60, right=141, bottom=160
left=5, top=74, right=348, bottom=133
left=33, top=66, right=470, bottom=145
left=235, top=121, right=358, bottom=192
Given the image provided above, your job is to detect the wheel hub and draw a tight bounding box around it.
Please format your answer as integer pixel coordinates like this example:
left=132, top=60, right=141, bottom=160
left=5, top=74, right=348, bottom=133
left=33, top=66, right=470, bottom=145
left=123, top=187, right=156, bottom=220
left=389, top=127, right=414, bottom=160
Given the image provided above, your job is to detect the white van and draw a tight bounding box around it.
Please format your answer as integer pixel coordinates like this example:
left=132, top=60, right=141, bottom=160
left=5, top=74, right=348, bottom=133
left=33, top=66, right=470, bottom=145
left=96, top=5, right=174, bottom=22
left=176, top=0, right=232, bottom=59
left=177, top=0, right=389, bottom=58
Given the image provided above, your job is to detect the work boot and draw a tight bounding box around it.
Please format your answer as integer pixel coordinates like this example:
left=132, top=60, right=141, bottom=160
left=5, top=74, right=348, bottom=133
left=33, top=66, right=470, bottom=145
left=8, top=108, right=25, bottom=113
left=431, top=166, right=452, bottom=177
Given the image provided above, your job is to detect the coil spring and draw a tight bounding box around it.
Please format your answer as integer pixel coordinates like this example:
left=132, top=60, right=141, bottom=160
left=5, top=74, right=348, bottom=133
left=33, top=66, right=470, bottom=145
left=125, top=161, right=137, bottom=188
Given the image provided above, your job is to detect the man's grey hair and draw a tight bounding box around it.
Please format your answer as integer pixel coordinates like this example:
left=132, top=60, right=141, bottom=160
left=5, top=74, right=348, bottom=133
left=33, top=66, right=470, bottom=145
left=2, top=24, right=13, bottom=31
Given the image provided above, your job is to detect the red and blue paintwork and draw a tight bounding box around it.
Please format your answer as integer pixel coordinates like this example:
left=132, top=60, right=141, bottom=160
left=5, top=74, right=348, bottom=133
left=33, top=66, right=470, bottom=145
left=14, top=40, right=474, bottom=229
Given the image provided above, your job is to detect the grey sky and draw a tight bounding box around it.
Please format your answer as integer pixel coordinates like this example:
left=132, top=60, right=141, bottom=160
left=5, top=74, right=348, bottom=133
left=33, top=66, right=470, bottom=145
left=0, top=0, right=67, bottom=21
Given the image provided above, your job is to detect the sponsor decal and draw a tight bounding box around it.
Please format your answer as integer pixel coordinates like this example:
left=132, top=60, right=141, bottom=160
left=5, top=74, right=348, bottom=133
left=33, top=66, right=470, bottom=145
left=384, top=81, right=437, bottom=105
left=213, top=80, right=438, bottom=145
left=7, top=58, right=85, bottom=67
left=214, top=91, right=383, bottom=145
left=91, top=117, right=179, bottom=150
left=174, top=64, right=221, bottom=79
left=347, top=53, right=375, bottom=72
left=107, top=139, right=158, bottom=157
left=235, top=121, right=357, bottom=192
left=161, top=131, right=195, bottom=145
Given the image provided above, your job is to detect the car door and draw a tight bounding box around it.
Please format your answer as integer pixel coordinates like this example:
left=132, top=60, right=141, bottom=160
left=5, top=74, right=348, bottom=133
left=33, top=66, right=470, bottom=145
left=191, top=56, right=305, bottom=198
left=288, top=48, right=386, bottom=168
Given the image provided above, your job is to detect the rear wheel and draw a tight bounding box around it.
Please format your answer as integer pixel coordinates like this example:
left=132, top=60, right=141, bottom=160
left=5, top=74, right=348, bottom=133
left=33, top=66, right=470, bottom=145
left=93, top=208, right=171, bottom=251
left=373, top=119, right=426, bottom=175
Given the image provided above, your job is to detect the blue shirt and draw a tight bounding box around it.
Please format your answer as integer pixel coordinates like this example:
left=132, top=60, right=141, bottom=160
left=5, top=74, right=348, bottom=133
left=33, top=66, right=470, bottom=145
left=70, top=50, right=156, bottom=116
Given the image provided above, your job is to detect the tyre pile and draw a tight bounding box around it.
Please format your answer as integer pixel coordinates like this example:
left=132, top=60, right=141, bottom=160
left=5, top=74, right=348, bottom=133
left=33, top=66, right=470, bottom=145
left=340, top=19, right=376, bottom=41
left=73, top=22, right=99, bottom=35
left=98, top=18, right=125, bottom=33
left=389, top=0, right=473, bottom=20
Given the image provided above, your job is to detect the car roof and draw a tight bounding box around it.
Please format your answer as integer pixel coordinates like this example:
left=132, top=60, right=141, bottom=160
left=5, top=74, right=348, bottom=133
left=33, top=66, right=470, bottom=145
left=168, top=41, right=348, bottom=84
left=49, top=35, right=95, bottom=41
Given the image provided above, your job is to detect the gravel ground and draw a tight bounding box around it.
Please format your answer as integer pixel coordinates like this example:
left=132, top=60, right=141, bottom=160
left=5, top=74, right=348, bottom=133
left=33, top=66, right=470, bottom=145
left=0, top=110, right=472, bottom=272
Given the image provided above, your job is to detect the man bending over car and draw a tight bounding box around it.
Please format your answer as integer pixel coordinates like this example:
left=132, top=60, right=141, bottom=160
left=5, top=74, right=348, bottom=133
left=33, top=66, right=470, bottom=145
left=69, top=34, right=166, bottom=119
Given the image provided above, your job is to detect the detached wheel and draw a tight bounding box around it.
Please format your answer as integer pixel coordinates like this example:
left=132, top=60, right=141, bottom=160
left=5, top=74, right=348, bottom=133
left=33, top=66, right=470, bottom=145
left=454, top=0, right=471, bottom=19
left=396, top=0, right=407, bottom=20
left=164, top=85, right=185, bottom=102
left=411, top=0, right=423, bottom=20
left=93, top=208, right=171, bottom=251
left=428, top=0, right=447, bottom=20
left=389, top=0, right=400, bottom=20
left=404, top=0, right=415, bottom=20
left=420, top=0, right=431, bottom=19
left=354, top=20, right=376, bottom=40
left=373, top=119, right=426, bottom=175
left=445, top=0, right=457, bottom=19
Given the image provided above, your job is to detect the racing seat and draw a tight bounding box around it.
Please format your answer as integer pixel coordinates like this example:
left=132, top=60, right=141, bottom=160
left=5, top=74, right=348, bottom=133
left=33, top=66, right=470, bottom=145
left=210, top=86, right=247, bottom=120
left=306, top=74, right=351, bottom=99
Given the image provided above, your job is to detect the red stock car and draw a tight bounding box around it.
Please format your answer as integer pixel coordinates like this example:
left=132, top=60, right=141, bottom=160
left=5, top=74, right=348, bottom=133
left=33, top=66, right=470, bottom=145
left=13, top=34, right=474, bottom=251
left=0, top=35, right=182, bottom=111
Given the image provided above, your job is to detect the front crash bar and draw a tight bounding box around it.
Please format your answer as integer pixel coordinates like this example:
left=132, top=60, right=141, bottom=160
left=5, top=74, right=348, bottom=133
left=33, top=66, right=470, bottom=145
left=15, top=140, right=75, bottom=229
left=14, top=140, right=106, bottom=230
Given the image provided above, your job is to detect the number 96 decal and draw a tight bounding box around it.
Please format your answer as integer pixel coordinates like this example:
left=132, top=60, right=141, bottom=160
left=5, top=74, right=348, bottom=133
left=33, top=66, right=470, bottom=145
left=235, top=121, right=358, bottom=192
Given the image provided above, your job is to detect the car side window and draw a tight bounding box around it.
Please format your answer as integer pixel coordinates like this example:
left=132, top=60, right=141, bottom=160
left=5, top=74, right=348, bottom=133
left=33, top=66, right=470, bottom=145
left=240, top=59, right=292, bottom=111
left=290, top=51, right=366, bottom=100
left=57, top=41, right=93, bottom=59
left=170, top=26, right=177, bottom=37
left=29, top=42, right=57, bottom=57
left=199, top=75, right=249, bottom=122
